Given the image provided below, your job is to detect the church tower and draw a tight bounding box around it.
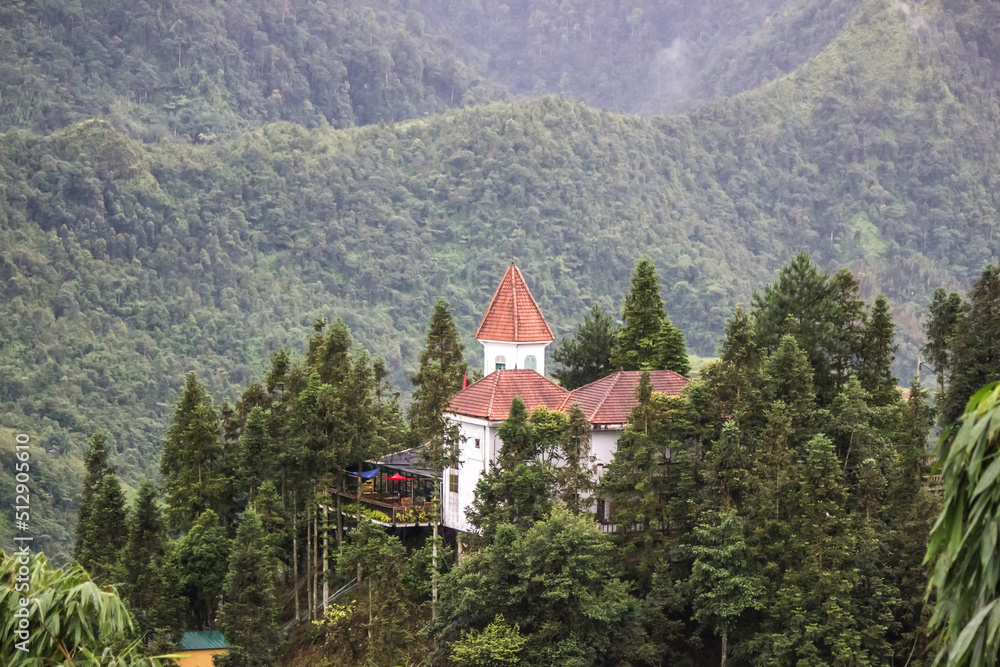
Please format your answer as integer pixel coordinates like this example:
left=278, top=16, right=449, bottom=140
left=475, top=264, right=554, bottom=375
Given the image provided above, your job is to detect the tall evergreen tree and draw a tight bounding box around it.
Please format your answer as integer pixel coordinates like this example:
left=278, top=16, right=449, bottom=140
left=75, top=473, right=128, bottom=584
left=236, top=406, right=277, bottom=501
left=173, top=509, right=230, bottom=629
left=410, top=299, right=466, bottom=619
left=557, top=404, right=596, bottom=514
left=940, top=264, right=1000, bottom=426
left=118, top=479, right=170, bottom=630
left=858, top=294, right=899, bottom=406
left=753, top=254, right=842, bottom=404
left=160, top=372, right=225, bottom=533
left=74, top=432, right=115, bottom=563
left=409, top=299, right=467, bottom=444
left=655, top=318, right=690, bottom=375
left=552, top=304, right=617, bottom=389
left=616, top=259, right=667, bottom=371
left=923, top=288, right=965, bottom=396
left=690, top=509, right=763, bottom=667
left=216, top=510, right=280, bottom=667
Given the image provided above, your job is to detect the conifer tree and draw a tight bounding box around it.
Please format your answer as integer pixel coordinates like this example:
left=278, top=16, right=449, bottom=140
left=409, top=299, right=467, bottom=445
left=118, top=479, right=170, bottom=629
left=236, top=406, right=277, bottom=501
left=616, top=259, right=667, bottom=371
left=74, top=432, right=115, bottom=563
left=762, top=335, right=816, bottom=435
left=160, top=372, right=225, bottom=533
left=75, top=473, right=128, bottom=584
left=552, top=304, right=617, bottom=389
left=753, top=254, right=841, bottom=404
left=410, top=299, right=466, bottom=619
left=858, top=294, right=899, bottom=406
left=923, top=288, right=965, bottom=396
left=655, top=318, right=690, bottom=375
left=173, top=509, right=230, bottom=629
left=496, top=397, right=535, bottom=468
left=216, top=510, right=280, bottom=667
left=690, top=509, right=763, bottom=667
left=940, top=264, right=1000, bottom=426
left=557, top=404, right=596, bottom=514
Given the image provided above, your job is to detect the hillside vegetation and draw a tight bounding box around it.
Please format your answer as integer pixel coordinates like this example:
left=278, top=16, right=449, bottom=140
left=3, top=0, right=1000, bottom=555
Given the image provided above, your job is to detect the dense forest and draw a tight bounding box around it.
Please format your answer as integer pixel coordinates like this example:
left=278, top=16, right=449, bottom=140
left=0, top=0, right=999, bottom=595
left=45, top=254, right=1000, bottom=665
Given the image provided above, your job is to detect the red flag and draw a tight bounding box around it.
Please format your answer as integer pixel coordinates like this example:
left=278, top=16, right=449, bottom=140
left=462, top=369, right=468, bottom=389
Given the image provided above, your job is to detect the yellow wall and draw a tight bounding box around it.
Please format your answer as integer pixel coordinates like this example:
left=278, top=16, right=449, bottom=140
left=175, top=648, right=228, bottom=667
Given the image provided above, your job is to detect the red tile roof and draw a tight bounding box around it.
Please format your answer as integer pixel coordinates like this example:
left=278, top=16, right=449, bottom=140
left=448, top=370, right=569, bottom=421
left=475, top=264, right=554, bottom=343
left=447, top=369, right=689, bottom=425
left=564, top=370, right=689, bottom=425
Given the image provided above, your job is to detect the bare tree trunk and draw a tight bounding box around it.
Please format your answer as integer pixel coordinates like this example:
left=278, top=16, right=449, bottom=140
left=432, top=487, right=439, bottom=620
left=292, top=491, right=300, bottom=622
left=305, top=499, right=313, bottom=620
left=312, top=500, right=319, bottom=619
left=336, top=477, right=343, bottom=546
left=322, top=485, right=329, bottom=614
left=721, top=630, right=728, bottom=667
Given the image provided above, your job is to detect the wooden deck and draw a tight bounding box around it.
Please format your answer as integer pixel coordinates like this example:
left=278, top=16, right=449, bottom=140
left=333, top=490, right=435, bottom=527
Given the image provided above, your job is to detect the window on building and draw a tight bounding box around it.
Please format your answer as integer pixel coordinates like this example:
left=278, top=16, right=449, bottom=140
left=449, top=473, right=458, bottom=494
left=524, top=354, right=537, bottom=371
left=596, top=498, right=606, bottom=522
left=474, top=438, right=480, bottom=449
left=495, top=355, right=506, bottom=370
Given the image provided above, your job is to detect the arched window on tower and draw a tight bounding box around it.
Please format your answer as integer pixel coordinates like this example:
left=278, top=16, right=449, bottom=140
left=524, top=355, right=537, bottom=371
left=495, top=355, right=506, bottom=370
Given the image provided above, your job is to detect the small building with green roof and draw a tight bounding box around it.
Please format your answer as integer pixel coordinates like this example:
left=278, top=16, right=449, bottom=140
left=176, top=631, right=230, bottom=667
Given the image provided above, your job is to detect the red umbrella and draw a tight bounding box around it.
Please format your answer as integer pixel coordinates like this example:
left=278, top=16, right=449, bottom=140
left=384, top=473, right=413, bottom=481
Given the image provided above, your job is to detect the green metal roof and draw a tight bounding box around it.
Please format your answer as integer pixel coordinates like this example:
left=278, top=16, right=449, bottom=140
left=180, top=631, right=230, bottom=651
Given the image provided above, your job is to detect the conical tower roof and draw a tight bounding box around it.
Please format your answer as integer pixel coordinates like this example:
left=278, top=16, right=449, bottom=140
left=475, top=264, right=554, bottom=343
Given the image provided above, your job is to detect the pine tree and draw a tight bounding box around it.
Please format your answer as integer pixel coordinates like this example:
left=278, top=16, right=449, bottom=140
left=552, top=304, right=617, bottom=389
left=858, top=294, right=899, bottom=406
left=753, top=254, right=841, bottom=404
left=236, top=406, right=277, bottom=501
left=655, top=318, right=690, bottom=375
left=75, top=473, right=128, bottom=584
left=496, top=397, right=535, bottom=469
left=557, top=404, right=596, bottom=514
left=118, top=479, right=169, bottom=627
left=941, top=264, right=1000, bottom=426
left=923, top=288, right=964, bottom=396
left=762, top=335, right=816, bottom=435
left=74, top=433, right=115, bottom=563
left=173, top=509, right=230, bottom=629
left=690, top=509, right=763, bottom=667
left=409, top=298, right=467, bottom=445
left=216, top=510, right=280, bottom=667
left=160, top=372, right=225, bottom=533
left=410, top=299, right=466, bottom=620
left=616, top=259, right=667, bottom=371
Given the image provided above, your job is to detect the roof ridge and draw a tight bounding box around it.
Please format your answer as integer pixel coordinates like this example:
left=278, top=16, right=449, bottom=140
left=486, top=370, right=501, bottom=419
left=594, top=371, right=623, bottom=420
left=512, top=267, right=518, bottom=341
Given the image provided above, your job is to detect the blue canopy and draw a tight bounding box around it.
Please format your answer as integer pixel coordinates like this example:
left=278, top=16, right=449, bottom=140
left=347, top=467, right=380, bottom=480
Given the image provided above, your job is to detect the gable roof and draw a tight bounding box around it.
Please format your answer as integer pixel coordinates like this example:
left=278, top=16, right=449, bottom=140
left=181, top=631, right=230, bottom=651
left=475, top=264, right=554, bottom=343
left=448, top=369, right=569, bottom=421
left=564, top=370, right=689, bottom=425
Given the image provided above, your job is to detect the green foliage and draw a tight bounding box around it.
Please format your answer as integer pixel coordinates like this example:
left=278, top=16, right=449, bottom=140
left=450, top=615, right=527, bottom=667
left=409, top=299, right=466, bottom=448
left=75, top=472, right=128, bottom=584
left=172, top=509, right=230, bottom=629
left=552, top=305, right=617, bottom=389
left=926, top=382, right=1000, bottom=666
left=215, top=510, right=280, bottom=667
left=0, top=551, right=170, bottom=666
left=655, top=318, right=690, bottom=376
left=160, top=373, right=225, bottom=533
left=940, top=265, right=1000, bottom=427
left=434, top=507, right=633, bottom=666
left=615, top=259, right=668, bottom=372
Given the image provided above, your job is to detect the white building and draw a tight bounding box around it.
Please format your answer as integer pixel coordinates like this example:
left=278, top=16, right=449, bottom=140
left=441, top=264, right=689, bottom=533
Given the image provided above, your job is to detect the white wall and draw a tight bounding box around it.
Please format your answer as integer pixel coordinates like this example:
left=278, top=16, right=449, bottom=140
left=480, top=340, right=549, bottom=375
left=442, top=417, right=494, bottom=533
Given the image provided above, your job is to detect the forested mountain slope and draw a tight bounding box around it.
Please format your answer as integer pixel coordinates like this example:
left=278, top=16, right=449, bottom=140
left=4, top=0, right=1000, bottom=555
